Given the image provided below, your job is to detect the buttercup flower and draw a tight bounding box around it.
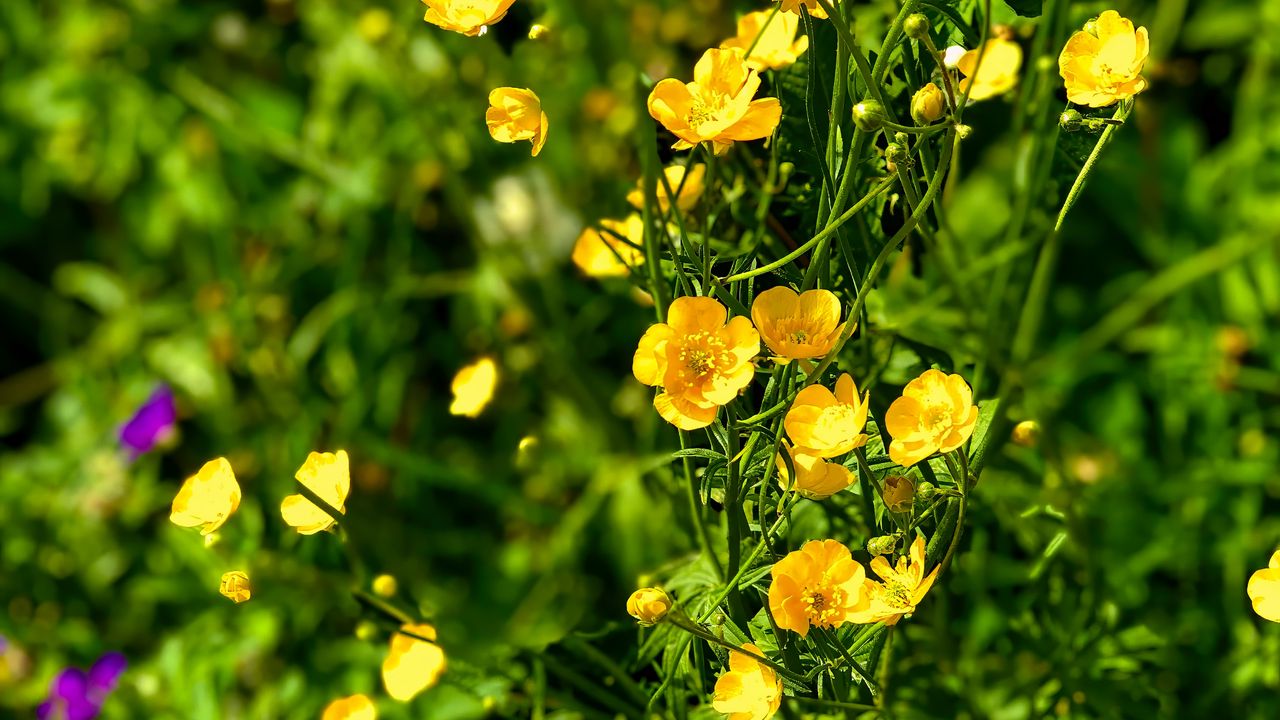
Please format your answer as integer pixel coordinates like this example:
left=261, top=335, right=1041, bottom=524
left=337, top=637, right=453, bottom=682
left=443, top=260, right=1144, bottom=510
left=720, top=10, right=809, bottom=72
left=956, top=38, right=1023, bottom=101
left=853, top=535, right=938, bottom=625
left=219, top=571, right=251, bottom=603
left=884, top=369, right=978, bottom=468
left=119, top=385, right=177, bottom=458
left=751, top=286, right=845, bottom=361
left=626, top=587, right=672, bottom=625
left=572, top=215, right=645, bottom=278
left=647, top=48, right=782, bottom=156
left=382, top=623, right=447, bottom=702
left=170, top=457, right=241, bottom=535
left=450, top=357, right=498, bottom=417
left=626, top=164, right=705, bottom=214
left=281, top=450, right=350, bottom=535
left=911, top=82, right=946, bottom=124
left=323, top=694, right=378, bottom=720
left=778, top=0, right=829, bottom=20
left=768, top=539, right=870, bottom=636
left=783, top=374, right=870, bottom=458
left=775, top=443, right=853, bottom=500
left=486, top=88, right=548, bottom=157
left=1247, top=550, right=1280, bottom=623
left=36, top=653, right=126, bottom=720
left=632, top=296, right=760, bottom=430
left=711, top=643, right=783, bottom=720
left=421, top=0, right=515, bottom=36
left=1059, top=10, right=1149, bottom=107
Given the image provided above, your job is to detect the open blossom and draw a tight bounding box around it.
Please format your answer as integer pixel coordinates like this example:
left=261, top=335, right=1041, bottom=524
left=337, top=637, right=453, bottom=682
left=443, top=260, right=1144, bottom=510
left=486, top=88, right=548, bottom=156
left=219, top=571, right=252, bottom=603
left=768, top=539, right=870, bottom=636
left=853, top=535, right=939, bottom=626
left=775, top=443, right=853, bottom=500
left=170, top=457, right=241, bottom=535
left=450, top=357, right=498, bottom=417
left=572, top=215, right=644, bottom=278
left=1059, top=10, right=1149, bottom=107
left=720, top=10, right=808, bottom=72
left=420, top=0, right=515, bottom=36
left=956, top=38, right=1023, bottom=101
left=777, top=0, right=830, bottom=20
left=626, top=164, right=705, bottom=214
left=281, top=450, right=350, bottom=535
left=626, top=587, right=672, bottom=625
left=632, top=296, right=759, bottom=430
left=1248, top=550, right=1280, bottom=623
left=711, top=643, right=783, bottom=720
left=119, top=385, right=176, bottom=458
left=647, top=48, right=781, bottom=156
left=884, top=369, right=978, bottom=468
left=751, top=287, right=845, bottom=361
left=36, top=653, right=126, bottom=720
left=322, top=694, right=378, bottom=720
left=382, top=623, right=447, bottom=702
left=784, top=374, right=870, bottom=458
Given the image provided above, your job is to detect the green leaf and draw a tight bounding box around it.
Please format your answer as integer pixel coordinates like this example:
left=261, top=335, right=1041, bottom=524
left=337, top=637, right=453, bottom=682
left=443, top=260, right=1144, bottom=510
left=1003, top=0, right=1043, bottom=17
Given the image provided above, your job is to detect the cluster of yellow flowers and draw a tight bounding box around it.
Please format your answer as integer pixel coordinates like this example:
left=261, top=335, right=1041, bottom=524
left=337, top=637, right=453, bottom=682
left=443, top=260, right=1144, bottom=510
left=169, top=451, right=445, bottom=716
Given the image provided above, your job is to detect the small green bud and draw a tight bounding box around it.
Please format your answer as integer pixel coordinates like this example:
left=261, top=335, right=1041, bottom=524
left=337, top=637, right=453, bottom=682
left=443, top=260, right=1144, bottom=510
left=355, top=620, right=379, bottom=641
left=917, top=481, right=939, bottom=501
left=894, top=131, right=909, bottom=145
left=903, top=13, right=931, bottom=40
left=852, top=99, right=887, bottom=132
left=885, top=143, right=911, bottom=174
left=867, top=535, right=900, bottom=556
left=1059, top=109, right=1084, bottom=132
left=954, top=124, right=973, bottom=140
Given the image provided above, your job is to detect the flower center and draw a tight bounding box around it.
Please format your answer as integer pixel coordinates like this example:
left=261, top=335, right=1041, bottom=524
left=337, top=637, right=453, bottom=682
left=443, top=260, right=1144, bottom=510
left=921, top=405, right=951, bottom=434
left=882, top=579, right=913, bottom=610
left=679, top=331, right=726, bottom=378
left=815, top=405, right=857, bottom=442
left=791, top=330, right=808, bottom=344
left=452, top=2, right=492, bottom=25
left=802, top=584, right=846, bottom=627
left=687, top=95, right=726, bottom=131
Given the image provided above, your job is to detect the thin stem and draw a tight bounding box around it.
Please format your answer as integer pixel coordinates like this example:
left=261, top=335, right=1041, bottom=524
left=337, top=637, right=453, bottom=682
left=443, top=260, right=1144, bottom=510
left=681, top=430, right=725, bottom=581
left=666, top=615, right=810, bottom=685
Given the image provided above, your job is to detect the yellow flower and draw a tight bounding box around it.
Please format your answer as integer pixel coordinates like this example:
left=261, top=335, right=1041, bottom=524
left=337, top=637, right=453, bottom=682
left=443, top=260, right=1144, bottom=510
left=632, top=296, right=760, bottom=430
left=783, top=374, right=870, bottom=459
left=711, top=643, right=783, bottom=720
left=486, top=87, right=548, bottom=157
left=853, top=535, right=938, bottom=626
left=219, top=570, right=251, bottom=603
left=777, top=0, right=829, bottom=20
left=647, top=48, right=782, bottom=156
left=956, top=38, right=1023, bottom=101
left=881, top=475, right=914, bottom=513
left=421, top=0, right=515, bottom=36
left=775, top=443, right=853, bottom=500
left=768, top=539, right=870, bottom=636
left=382, top=623, right=447, bottom=702
left=1059, top=10, right=1149, bottom=107
left=572, top=215, right=644, bottom=278
left=884, top=369, right=978, bottom=468
left=450, top=357, right=498, bottom=417
left=910, top=82, right=946, bottom=124
left=170, top=457, right=241, bottom=535
left=280, top=450, right=350, bottom=535
left=626, top=587, right=672, bottom=625
left=751, top=286, right=845, bottom=361
left=322, top=694, right=377, bottom=720
left=720, top=10, right=808, bottom=72
left=1248, top=550, right=1280, bottom=623
left=626, top=164, right=705, bottom=215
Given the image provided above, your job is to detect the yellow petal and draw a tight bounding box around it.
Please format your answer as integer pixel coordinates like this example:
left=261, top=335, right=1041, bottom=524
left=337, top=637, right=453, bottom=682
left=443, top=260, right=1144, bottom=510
left=450, top=357, right=498, bottom=417
left=322, top=694, right=378, bottom=720
left=170, top=457, right=241, bottom=535
left=382, top=623, right=447, bottom=702
left=654, top=392, right=718, bottom=430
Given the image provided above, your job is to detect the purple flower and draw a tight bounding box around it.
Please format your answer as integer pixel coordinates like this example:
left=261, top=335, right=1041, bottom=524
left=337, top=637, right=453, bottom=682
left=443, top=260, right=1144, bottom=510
left=36, top=653, right=126, bottom=720
left=118, top=385, right=177, bottom=458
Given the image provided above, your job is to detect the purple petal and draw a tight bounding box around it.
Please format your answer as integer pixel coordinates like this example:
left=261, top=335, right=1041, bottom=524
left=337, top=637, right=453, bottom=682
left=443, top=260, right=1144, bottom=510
left=87, top=652, right=127, bottom=694
left=36, top=700, right=53, bottom=720
left=118, top=386, right=177, bottom=457
left=51, top=667, right=88, bottom=702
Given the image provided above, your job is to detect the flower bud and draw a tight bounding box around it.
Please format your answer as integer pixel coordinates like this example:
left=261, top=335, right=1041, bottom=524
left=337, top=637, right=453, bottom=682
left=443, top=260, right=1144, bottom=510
left=917, top=481, right=939, bottom=501
left=626, top=587, right=672, bottom=625
left=903, top=13, right=931, bottom=40
left=894, top=131, right=909, bottom=145
left=355, top=620, right=378, bottom=641
left=1011, top=420, right=1040, bottom=448
left=911, top=82, right=946, bottom=125
left=528, top=24, right=549, bottom=40
left=1059, top=109, right=1083, bottom=132
left=373, top=574, right=399, bottom=598
left=852, top=100, right=887, bottom=132
left=882, top=475, right=916, bottom=513
left=886, top=143, right=910, bottom=169
left=954, top=124, right=973, bottom=140
left=867, top=535, right=900, bottom=556
left=219, top=571, right=251, bottom=604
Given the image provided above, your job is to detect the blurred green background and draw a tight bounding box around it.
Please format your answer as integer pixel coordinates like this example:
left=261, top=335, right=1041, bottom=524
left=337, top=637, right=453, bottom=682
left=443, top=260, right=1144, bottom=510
left=2, top=0, right=1279, bottom=718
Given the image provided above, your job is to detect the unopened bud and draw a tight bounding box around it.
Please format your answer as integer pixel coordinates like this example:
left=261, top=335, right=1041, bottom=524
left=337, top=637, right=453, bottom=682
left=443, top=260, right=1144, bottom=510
left=882, top=475, right=916, bottom=513
left=886, top=143, right=910, bottom=170
left=626, top=587, right=672, bottom=625
left=903, top=13, right=931, bottom=40
left=911, top=82, right=946, bottom=125
left=528, top=24, right=550, bottom=40
left=867, top=535, right=900, bottom=556
left=372, top=574, right=398, bottom=598
left=1059, top=109, right=1084, bottom=132
left=355, top=620, right=378, bottom=641
left=917, top=481, right=939, bottom=501
left=852, top=99, right=887, bottom=132
left=954, top=124, right=973, bottom=140
left=1011, top=420, right=1041, bottom=448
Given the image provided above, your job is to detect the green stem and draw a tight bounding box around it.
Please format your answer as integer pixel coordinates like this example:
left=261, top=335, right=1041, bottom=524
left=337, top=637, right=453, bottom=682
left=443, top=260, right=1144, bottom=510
left=681, top=430, right=725, bottom=581
left=666, top=614, right=810, bottom=685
